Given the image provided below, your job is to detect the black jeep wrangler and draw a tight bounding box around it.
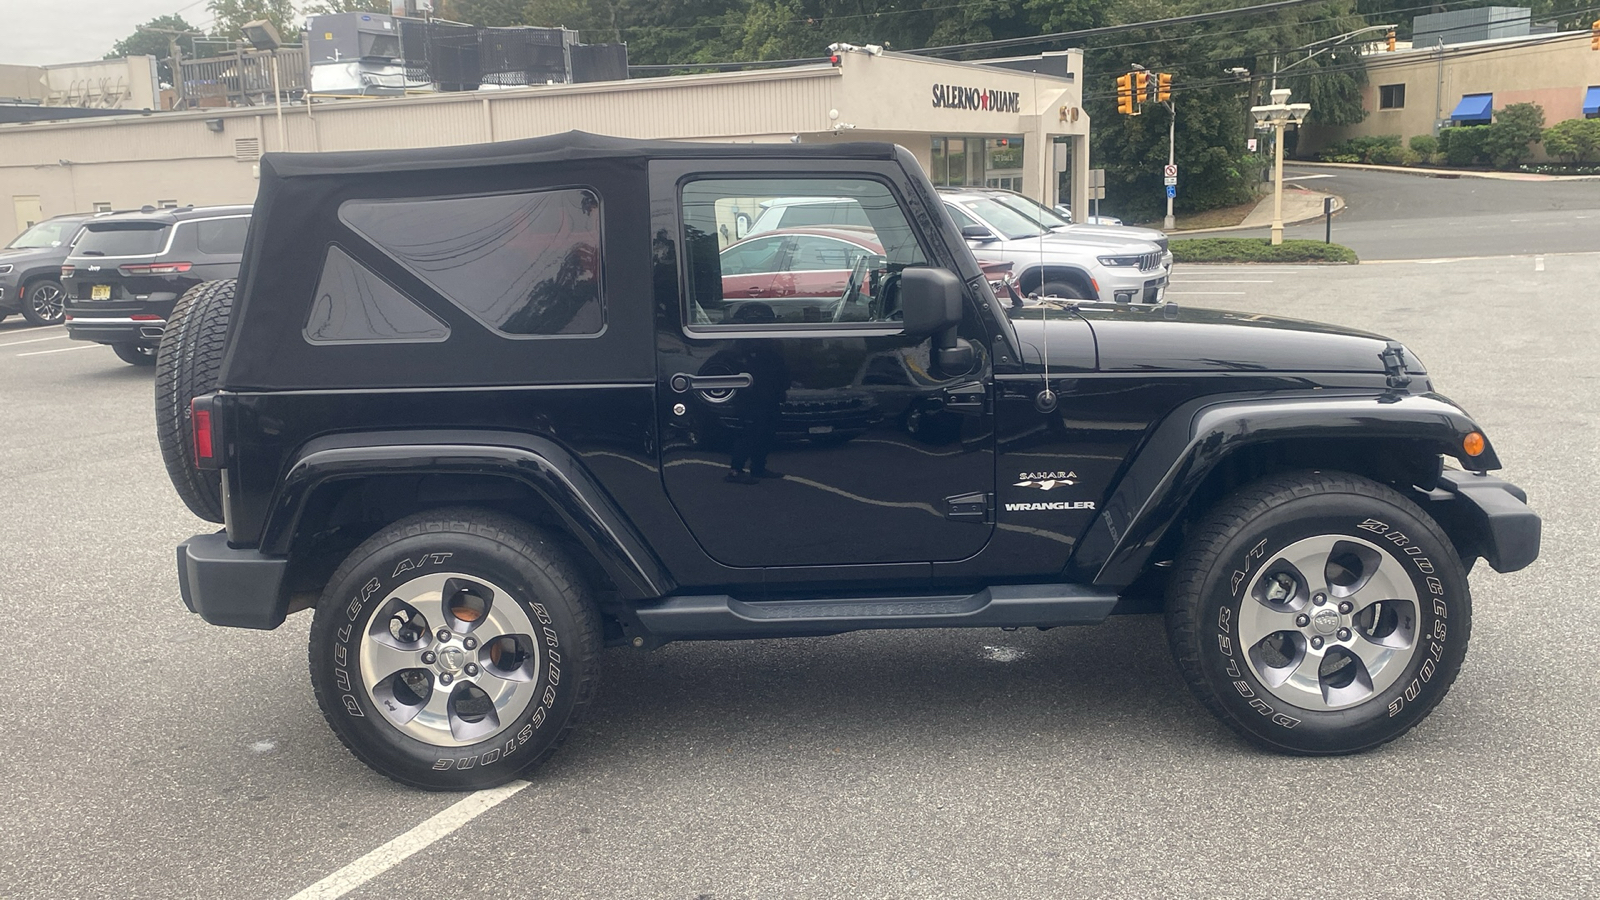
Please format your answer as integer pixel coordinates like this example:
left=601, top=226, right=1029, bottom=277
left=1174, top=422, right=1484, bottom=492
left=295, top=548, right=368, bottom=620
left=158, top=132, right=1539, bottom=791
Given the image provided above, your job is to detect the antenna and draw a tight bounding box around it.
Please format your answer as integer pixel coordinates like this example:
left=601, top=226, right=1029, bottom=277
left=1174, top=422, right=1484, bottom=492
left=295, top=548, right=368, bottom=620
left=1034, top=193, right=1057, bottom=413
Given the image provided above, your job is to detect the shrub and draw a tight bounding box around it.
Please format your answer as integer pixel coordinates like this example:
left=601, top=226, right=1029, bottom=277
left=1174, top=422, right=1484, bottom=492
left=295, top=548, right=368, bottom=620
left=1370, top=143, right=1406, bottom=165
left=1409, top=134, right=1438, bottom=156
left=1170, top=238, right=1358, bottom=264
left=1400, top=147, right=1421, bottom=166
left=1318, top=134, right=1402, bottom=164
left=1440, top=126, right=1487, bottom=166
left=1482, top=102, right=1545, bottom=168
left=1543, top=118, right=1600, bottom=163
left=1427, top=152, right=1447, bottom=166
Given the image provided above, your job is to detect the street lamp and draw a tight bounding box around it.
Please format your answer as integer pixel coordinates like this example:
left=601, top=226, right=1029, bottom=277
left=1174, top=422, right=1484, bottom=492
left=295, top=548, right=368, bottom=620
left=240, top=19, right=287, bottom=153
left=1250, top=87, right=1311, bottom=245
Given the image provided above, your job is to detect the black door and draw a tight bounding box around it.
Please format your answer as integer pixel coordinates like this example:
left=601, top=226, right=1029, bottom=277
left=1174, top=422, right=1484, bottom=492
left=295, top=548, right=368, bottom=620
left=655, top=173, right=995, bottom=569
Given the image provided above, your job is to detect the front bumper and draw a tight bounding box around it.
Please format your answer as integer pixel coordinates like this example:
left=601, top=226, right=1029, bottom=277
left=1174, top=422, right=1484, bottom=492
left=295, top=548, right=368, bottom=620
left=1425, top=470, right=1541, bottom=573
left=176, top=532, right=290, bottom=629
left=1097, top=269, right=1167, bottom=304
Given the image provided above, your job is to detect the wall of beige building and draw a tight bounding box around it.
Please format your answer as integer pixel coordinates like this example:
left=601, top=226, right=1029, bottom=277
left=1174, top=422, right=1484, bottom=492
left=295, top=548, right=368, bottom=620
left=1302, top=33, right=1600, bottom=157
left=1, top=49, right=1086, bottom=230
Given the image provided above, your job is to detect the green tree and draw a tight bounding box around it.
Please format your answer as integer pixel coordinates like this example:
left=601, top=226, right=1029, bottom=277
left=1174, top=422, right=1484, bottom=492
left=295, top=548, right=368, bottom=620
left=1543, top=117, right=1600, bottom=163
left=105, top=14, right=200, bottom=83
left=305, top=0, right=392, bottom=14
left=1481, top=101, right=1544, bottom=167
left=206, top=0, right=297, bottom=41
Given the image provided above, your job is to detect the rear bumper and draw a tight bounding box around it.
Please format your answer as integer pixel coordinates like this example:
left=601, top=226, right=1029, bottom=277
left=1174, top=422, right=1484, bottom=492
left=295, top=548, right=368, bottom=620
left=1428, top=470, right=1541, bottom=574
left=65, top=316, right=165, bottom=344
left=176, top=532, right=290, bottom=629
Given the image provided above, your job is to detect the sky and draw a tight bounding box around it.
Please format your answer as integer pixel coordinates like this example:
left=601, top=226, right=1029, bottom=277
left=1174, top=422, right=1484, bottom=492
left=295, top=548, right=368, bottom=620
left=1, top=0, right=296, bottom=68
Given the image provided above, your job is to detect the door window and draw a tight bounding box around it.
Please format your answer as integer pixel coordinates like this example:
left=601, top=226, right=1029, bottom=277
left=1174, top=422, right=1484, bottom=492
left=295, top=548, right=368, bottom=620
left=681, top=178, right=926, bottom=329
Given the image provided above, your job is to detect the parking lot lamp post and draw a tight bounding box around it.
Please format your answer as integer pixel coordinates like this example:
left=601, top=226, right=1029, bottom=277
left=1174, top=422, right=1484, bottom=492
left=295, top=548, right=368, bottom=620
left=240, top=19, right=287, bottom=152
left=1251, top=87, right=1311, bottom=245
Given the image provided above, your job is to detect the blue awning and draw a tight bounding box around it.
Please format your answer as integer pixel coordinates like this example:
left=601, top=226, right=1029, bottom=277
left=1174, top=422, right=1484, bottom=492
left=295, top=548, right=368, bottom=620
left=1585, top=86, right=1600, bottom=118
left=1451, top=93, right=1493, bottom=124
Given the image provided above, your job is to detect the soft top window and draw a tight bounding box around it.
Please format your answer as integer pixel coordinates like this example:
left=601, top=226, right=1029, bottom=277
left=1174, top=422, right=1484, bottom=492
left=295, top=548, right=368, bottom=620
left=72, top=223, right=169, bottom=257
left=340, top=188, right=604, bottom=338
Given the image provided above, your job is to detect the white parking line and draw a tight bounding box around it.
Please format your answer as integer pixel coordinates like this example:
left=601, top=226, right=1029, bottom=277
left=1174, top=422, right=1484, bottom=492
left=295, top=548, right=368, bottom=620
left=0, top=334, right=70, bottom=348
left=1281, top=174, right=1336, bottom=181
left=0, top=324, right=62, bottom=336
left=1166, top=290, right=1247, bottom=295
left=285, top=780, right=531, bottom=900
left=17, top=344, right=97, bottom=357
left=1168, top=280, right=1274, bottom=284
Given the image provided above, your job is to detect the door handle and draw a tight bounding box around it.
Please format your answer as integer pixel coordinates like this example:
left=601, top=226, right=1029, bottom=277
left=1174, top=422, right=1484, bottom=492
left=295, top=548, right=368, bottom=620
left=670, top=373, right=753, bottom=393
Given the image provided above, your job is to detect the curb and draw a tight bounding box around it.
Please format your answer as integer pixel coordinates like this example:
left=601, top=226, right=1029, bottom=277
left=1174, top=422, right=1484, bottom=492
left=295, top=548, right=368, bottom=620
left=1168, top=189, right=1344, bottom=235
left=1287, top=160, right=1600, bottom=182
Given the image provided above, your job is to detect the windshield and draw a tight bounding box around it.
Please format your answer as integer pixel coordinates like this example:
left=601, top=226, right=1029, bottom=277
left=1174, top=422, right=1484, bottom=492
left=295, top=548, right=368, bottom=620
left=7, top=219, right=81, bottom=250
left=957, top=198, right=1049, bottom=241
left=71, top=223, right=170, bottom=257
left=989, top=192, right=1072, bottom=231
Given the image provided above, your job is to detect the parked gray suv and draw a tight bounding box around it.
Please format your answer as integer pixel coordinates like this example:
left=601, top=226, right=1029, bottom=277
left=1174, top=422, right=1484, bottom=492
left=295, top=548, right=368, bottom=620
left=0, top=213, right=95, bottom=326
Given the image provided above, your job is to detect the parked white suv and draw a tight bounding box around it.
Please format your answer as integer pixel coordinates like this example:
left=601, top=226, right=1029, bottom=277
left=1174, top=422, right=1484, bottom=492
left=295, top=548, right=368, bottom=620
left=749, top=193, right=1169, bottom=304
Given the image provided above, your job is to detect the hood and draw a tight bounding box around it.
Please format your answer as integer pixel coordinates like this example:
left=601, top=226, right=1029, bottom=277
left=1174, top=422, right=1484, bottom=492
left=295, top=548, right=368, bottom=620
left=1008, top=302, right=1427, bottom=374
left=1057, top=223, right=1167, bottom=246
left=0, top=245, right=65, bottom=266
left=991, top=231, right=1161, bottom=257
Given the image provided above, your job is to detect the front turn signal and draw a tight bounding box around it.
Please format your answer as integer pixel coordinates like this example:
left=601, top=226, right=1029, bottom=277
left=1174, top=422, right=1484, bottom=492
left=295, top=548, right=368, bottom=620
left=1463, top=432, right=1486, bottom=457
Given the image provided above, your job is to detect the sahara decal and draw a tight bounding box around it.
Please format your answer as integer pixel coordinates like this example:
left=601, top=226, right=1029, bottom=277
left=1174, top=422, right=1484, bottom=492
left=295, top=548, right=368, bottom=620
left=1014, top=471, right=1077, bottom=491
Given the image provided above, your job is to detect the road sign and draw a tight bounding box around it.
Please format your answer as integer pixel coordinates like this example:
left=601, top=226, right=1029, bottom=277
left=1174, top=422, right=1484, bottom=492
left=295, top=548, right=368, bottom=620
left=1163, top=176, right=1178, bottom=186
left=1165, top=185, right=1177, bottom=198
left=1247, top=138, right=1258, bottom=152
left=1163, top=164, right=1178, bottom=178
left=1089, top=168, right=1106, bottom=188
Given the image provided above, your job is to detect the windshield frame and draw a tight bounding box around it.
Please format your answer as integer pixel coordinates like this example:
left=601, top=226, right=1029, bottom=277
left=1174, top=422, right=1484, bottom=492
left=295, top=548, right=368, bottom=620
left=988, top=191, right=1073, bottom=231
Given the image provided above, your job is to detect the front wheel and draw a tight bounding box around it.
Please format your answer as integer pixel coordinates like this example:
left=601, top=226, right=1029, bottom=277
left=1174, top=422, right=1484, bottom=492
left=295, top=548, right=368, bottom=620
left=1038, top=280, right=1089, bottom=301
left=21, top=280, right=66, bottom=326
left=309, top=508, right=602, bottom=790
left=1166, top=471, right=1471, bottom=755
left=112, top=342, right=157, bottom=366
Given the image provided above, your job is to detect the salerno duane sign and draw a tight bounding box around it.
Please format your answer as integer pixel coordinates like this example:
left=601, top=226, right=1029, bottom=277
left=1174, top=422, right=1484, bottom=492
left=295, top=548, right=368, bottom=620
left=931, top=84, right=1022, bottom=113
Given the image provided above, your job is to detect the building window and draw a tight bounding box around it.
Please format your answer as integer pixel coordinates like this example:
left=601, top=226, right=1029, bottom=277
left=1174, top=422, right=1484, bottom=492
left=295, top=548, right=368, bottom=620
left=1584, top=86, right=1600, bottom=119
left=340, top=188, right=605, bottom=338
left=1379, top=84, right=1405, bottom=109
left=93, top=202, right=112, bottom=213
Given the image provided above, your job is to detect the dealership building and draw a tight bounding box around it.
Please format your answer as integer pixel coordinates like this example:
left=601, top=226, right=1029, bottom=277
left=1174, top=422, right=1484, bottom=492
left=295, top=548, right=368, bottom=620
left=0, top=47, right=1091, bottom=237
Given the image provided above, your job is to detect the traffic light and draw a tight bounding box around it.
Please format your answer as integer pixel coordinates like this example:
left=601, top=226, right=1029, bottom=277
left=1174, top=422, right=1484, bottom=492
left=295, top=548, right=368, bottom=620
left=1156, top=73, right=1173, bottom=103
left=1135, top=71, right=1150, bottom=103
left=1592, top=19, right=1599, bottom=50
left=1116, top=73, right=1138, bottom=115
left=1387, top=29, right=1396, bottom=52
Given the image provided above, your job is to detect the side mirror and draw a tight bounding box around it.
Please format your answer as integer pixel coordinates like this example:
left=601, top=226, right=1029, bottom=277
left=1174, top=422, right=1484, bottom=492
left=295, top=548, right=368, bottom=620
left=960, top=224, right=998, bottom=242
left=900, top=267, right=963, bottom=338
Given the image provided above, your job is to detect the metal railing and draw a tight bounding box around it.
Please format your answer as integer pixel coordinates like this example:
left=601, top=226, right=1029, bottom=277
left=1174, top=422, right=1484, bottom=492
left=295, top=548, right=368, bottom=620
left=179, top=47, right=307, bottom=108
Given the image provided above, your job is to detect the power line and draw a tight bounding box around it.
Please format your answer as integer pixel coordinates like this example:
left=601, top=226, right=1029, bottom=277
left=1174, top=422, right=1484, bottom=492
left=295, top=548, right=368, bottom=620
left=905, top=0, right=1334, bottom=57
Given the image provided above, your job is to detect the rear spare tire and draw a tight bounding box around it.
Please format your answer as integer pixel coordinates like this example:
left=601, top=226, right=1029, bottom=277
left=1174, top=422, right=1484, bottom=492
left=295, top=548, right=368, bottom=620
left=155, top=279, right=235, bottom=522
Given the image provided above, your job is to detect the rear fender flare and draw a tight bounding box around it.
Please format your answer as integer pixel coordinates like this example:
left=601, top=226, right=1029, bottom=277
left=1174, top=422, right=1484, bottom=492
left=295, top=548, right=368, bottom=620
left=1072, top=392, right=1496, bottom=587
left=260, top=429, right=673, bottom=600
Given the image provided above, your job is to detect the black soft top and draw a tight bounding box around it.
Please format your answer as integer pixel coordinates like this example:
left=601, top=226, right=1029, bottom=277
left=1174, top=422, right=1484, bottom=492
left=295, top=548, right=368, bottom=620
left=261, top=130, right=902, bottom=179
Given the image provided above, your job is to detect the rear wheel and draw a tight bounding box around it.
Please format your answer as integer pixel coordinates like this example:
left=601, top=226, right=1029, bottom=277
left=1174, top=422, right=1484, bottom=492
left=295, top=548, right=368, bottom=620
left=155, top=279, right=235, bottom=522
left=309, top=508, right=602, bottom=790
left=1166, top=471, right=1470, bottom=755
left=21, top=280, right=66, bottom=326
left=112, top=342, right=157, bottom=366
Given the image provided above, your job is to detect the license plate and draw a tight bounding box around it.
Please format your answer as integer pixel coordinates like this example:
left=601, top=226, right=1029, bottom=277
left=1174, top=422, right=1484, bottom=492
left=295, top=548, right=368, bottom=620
left=90, top=284, right=111, bottom=300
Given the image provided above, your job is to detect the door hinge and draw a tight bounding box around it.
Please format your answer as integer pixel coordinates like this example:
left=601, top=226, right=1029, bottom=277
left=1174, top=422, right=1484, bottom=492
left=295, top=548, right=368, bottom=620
left=946, top=491, right=994, bottom=523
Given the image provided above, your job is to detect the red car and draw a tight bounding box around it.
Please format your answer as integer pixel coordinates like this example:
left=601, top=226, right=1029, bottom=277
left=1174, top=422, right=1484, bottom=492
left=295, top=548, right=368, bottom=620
left=716, top=226, right=1010, bottom=324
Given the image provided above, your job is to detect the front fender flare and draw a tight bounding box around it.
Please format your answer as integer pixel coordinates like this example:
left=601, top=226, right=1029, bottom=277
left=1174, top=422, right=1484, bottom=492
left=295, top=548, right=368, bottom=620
left=259, top=429, right=673, bottom=601
left=1072, top=392, right=1496, bottom=587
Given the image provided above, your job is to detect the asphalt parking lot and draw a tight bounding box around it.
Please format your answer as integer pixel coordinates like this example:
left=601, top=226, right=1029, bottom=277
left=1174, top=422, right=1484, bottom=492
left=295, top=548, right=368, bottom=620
left=1, top=253, right=1593, bottom=899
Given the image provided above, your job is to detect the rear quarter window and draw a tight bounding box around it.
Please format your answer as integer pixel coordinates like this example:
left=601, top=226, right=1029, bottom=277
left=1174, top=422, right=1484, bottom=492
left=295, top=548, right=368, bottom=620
left=72, top=224, right=169, bottom=257
left=194, top=217, right=251, bottom=255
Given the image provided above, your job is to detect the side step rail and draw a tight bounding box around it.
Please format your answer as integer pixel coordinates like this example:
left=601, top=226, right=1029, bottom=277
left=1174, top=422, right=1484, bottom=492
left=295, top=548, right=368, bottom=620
left=633, top=584, right=1120, bottom=640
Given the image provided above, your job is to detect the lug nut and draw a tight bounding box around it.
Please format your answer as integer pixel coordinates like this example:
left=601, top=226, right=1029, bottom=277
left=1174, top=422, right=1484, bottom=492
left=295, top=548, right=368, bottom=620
left=1337, top=628, right=1352, bottom=641
left=1338, top=601, right=1353, bottom=614
left=1295, top=614, right=1310, bottom=627
left=1313, top=592, right=1327, bottom=606
left=439, top=672, right=453, bottom=685
left=464, top=663, right=479, bottom=677
left=1310, top=636, right=1324, bottom=650
left=463, top=637, right=477, bottom=650
left=437, top=628, right=452, bottom=643
left=421, top=650, right=437, bottom=665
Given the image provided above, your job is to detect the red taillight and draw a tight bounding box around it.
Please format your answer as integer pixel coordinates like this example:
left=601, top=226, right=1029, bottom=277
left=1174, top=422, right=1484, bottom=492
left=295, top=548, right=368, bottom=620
left=61, top=265, right=74, bottom=277
left=130, top=314, right=162, bottom=321
left=120, top=262, right=192, bottom=275
left=191, top=396, right=218, bottom=468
